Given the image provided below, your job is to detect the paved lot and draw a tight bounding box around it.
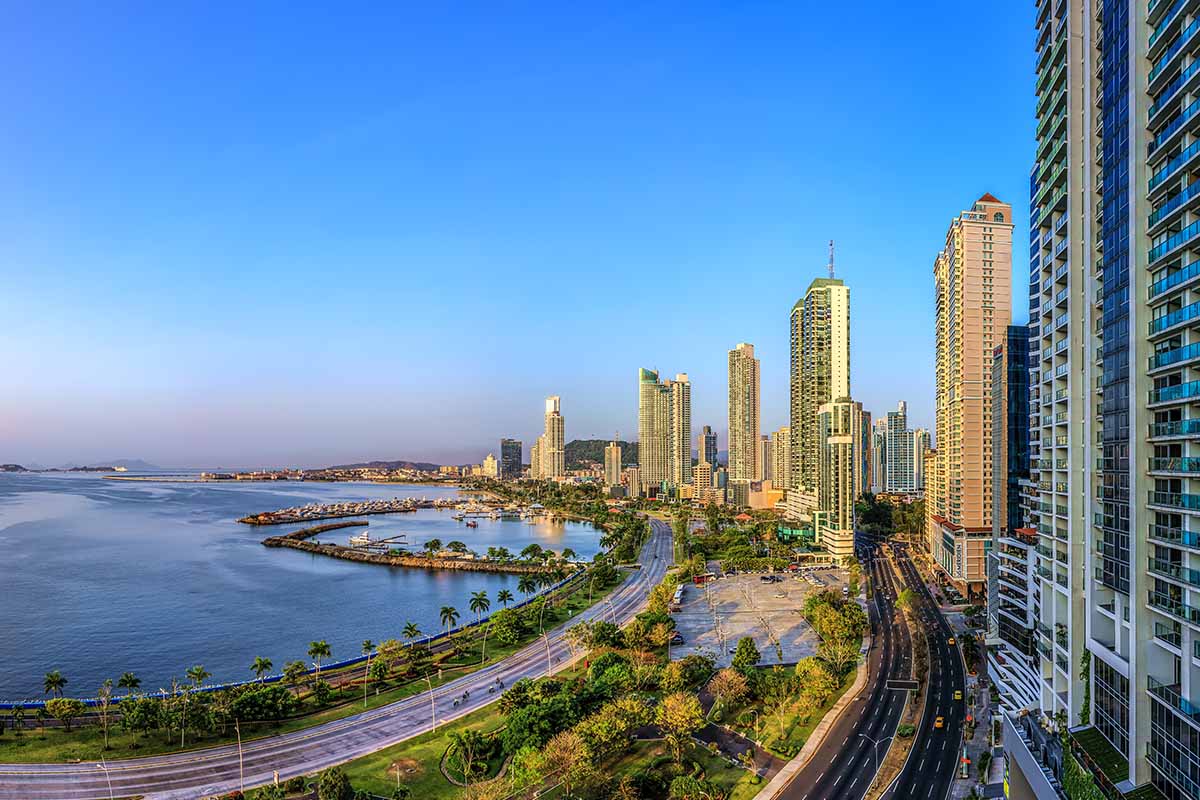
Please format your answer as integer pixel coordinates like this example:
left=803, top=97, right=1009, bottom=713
left=671, top=568, right=846, bottom=667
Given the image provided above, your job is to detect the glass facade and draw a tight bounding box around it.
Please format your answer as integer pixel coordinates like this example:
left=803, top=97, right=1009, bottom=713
left=1093, top=658, right=1130, bottom=756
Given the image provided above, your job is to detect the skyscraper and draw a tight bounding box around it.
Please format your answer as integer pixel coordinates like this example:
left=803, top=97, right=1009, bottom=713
left=859, top=407, right=872, bottom=496
left=883, top=400, right=916, bottom=494
left=771, top=426, right=791, bottom=491
left=540, top=396, right=565, bottom=478
left=529, top=439, right=542, bottom=479
left=499, top=438, right=522, bottom=480
left=928, top=194, right=1012, bottom=598
left=871, top=419, right=886, bottom=494
left=816, top=397, right=861, bottom=562
left=790, top=272, right=850, bottom=497
left=482, top=453, right=498, bottom=478
left=668, top=374, right=692, bottom=487
left=758, top=434, right=772, bottom=483
left=604, top=438, right=622, bottom=488
left=637, top=369, right=690, bottom=492
left=700, top=425, right=718, bottom=467
left=727, top=343, right=761, bottom=482
left=912, top=429, right=930, bottom=490
left=997, top=6, right=1200, bottom=795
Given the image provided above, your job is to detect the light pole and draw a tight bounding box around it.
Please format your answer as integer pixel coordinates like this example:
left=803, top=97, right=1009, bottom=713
left=235, top=720, right=244, bottom=793
left=425, top=673, right=437, bottom=730
left=859, top=732, right=893, bottom=775
left=95, top=760, right=114, bottom=800
left=542, top=632, right=553, bottom=676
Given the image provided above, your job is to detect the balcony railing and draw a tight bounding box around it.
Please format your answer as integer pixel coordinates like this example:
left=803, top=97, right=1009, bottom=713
left=1149, top=524, right=1200, bottom=549
left=1149, top=557, right=1200, bottom=587
left=1150, top=418, right=1200, bottom=437
left=1149, top=456, right=1200, bottom=472
left=1149, top=590, right=1200, bottom=625
left=1149, top=178, right=1200, bottom=228
left=1149, top=140, right=1200, bottom=195
left=1151, top=341, right=1200, bottom=369
left=1149, top=219, right=1200, bottom=264
left=1149, top=490, right=1200, bottom=510
left=1150, top=300, right=1200, bottom=333
left=1149, top=380, right=1200, bottom=403
left=1147, top=674, right=1200, bottom=724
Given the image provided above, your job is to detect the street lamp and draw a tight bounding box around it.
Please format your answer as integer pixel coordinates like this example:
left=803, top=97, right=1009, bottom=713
left=95, top=760, right=114, bottom=800
left=859, top=733, right=893, bottom=775
left=425, top=673, right=437, bottom=731
left=235, top=720, right=244, bottom=793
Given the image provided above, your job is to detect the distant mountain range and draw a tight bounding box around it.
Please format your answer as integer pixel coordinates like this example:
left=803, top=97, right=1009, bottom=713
left=323, top=459, right=443, bottom=472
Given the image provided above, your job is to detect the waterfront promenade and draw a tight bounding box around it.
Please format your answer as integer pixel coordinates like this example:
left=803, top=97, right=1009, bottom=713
left=0, top=519, right=672, bottom=800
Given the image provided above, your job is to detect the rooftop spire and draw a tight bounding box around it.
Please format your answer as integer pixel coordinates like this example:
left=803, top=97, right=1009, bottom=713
left=828, top=239, right=835, bottom=279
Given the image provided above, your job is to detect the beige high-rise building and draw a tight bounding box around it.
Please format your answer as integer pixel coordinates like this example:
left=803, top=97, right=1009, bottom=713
left=790, top=275, right=850, bottom=497
left=529, top=439, right=542, bottom=479
left=637, top=369, right=690, bottom=492
left=540, top=396, right=565, bottom=479
left=604, top=438, right=622, bottom=488
left=727, top=343, right=761, bottom=482
left=928, top=194, right=1012, bottom=597
left=771, top=426, right=791, bottom=491
left=482, top=453, right=498, bottom=478
left=816, top=397, right=861, bottom=562
left=758, top=435, right=772, bottom=483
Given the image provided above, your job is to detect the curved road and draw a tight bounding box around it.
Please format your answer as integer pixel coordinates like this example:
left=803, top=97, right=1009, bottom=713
left=776, top=538, right=911, bottom=800
left=0, top=519, right=673, bottom=800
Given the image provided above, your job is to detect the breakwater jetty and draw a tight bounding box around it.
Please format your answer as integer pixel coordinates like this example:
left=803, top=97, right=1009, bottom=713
left=239, top=497, right=443, bottom=525
left=262, top=520, right=368, bottom=543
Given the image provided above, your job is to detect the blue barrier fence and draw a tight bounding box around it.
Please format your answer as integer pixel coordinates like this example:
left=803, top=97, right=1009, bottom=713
left=0, top=569, right=587, bottom=710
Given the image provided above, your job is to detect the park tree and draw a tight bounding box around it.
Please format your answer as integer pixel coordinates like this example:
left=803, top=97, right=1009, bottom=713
left=97, top=679, right=115, bottom=750
left=818, top=637, right=861, bottom=675
left=317, top=766, right=354, bottom=800
left=44, top=697, right=87, bottom=733
left=793, top=658, right=840, bottom=706
left=731, top=637, right=761, bottom=674
left=540, top=730, right=596, bottom=797
left=708, top=668, right=748, bottom=716
left=655, top=692, right=704, bottom=764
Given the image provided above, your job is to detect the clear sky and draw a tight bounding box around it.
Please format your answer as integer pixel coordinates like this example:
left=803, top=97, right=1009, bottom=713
left=2, top=2, right=1036, bottom=469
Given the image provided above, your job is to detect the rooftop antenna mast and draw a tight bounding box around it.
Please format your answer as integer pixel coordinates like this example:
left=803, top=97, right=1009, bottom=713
left=827, top=239, right=836, bottom=279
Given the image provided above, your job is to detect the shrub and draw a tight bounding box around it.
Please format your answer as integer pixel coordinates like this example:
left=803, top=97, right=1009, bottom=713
left=897, top=723, right=916, bottom=738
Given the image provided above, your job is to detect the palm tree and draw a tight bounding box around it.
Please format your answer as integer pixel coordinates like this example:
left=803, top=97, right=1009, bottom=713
left=518, top=574, right=536, bottom=598
left=186, top=665, right=210, bottom=688
left=361, top=640, right=375, bottom=708
left=469, top=591, right=490, bottom=623
left=117, top=672, right=140, bottom=693
left=561, top=547, right=577, bottom=562
left=497, top=589, right=514, bottom=608
left=251, top=657, right=273, bottom=683
left=403, top=621, right=422, bottom=645
left=42, top=670, right=66, bottom=698
left=308, top=640, right=332, bottom=680
left=440, top=605, right=460, bottom=633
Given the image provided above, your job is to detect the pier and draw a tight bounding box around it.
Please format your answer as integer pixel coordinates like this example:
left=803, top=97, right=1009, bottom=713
left=238, top=497, right=443, bottom=525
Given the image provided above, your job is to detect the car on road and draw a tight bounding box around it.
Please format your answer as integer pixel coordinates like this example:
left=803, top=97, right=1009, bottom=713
left=934, top=716, right=945, bottom=729
left=954, top=690, right=962, bottom=701
left=948, top=636, right=956, bottom=645
left=670, top=632, right=684, bottom=645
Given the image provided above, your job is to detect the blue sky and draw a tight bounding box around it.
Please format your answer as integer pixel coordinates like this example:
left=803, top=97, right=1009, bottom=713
left=1, top=2, right=1036, bottom=468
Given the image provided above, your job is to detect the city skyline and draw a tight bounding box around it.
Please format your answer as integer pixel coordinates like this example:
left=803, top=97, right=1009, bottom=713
left=1, top=3, right=1035, bottom=468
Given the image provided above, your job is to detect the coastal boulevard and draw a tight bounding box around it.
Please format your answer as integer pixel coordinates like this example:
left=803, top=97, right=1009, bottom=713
left=0, top=520, right=672, bottom=800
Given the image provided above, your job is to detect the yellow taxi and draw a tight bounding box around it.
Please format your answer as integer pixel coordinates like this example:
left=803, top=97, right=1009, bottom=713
left=948, top=637, right=956, bottom=646
left=934, top=716, right=945, bottom=729
left=954, top=690, right=963, bottom=701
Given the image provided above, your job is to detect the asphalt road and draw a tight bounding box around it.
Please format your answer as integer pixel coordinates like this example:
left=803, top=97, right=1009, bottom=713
left=0, top=519, right=673, bottom=800
left=776, top=537, right=910, bottom=800
left=880, top=543, right=966, bottom=800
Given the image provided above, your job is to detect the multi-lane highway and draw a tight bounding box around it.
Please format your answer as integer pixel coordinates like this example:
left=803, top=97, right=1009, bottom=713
left=880, top=543, right=966, bottom=800
left=776, top=538, right=910, bottom=800
left=772, top=539, right=965, bottom=800
left=0, top=519, right=673, bottom=800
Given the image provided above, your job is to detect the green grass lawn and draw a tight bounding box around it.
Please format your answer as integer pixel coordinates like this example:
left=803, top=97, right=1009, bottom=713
left=0, top=574, right=627, bottom=764
left=589, top=740, right=760, bottom=800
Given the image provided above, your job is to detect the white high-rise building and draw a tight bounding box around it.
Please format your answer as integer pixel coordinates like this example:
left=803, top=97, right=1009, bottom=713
left=790, top=273, right=850, bottom=498
left=816, top=397, right=861, bottom=563
left=758, top=435, right=772, bottom=484
left=771, top=426, right=791, bottom=491
left=540, top=396, right=565, bottom=478
left=482, top=453, right=498, bottom=478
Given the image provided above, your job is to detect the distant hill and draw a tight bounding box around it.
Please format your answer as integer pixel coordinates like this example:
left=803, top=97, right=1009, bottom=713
left=1, top=464, right=28, bottom=473
left=565, top=439, right=637, bottom=469
left=323, top=459, right=442, bottom=472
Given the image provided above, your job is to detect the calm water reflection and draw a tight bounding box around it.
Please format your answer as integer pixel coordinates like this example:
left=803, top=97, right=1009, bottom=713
left=0, top=474, right=598, bottom=698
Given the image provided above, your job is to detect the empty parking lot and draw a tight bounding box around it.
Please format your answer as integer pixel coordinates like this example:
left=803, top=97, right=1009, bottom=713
left=670, top=567, right=847, bottom=667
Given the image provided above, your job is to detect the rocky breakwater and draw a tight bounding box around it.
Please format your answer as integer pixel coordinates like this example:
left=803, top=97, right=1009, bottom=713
left=262, top=522, right=560, bottom=575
